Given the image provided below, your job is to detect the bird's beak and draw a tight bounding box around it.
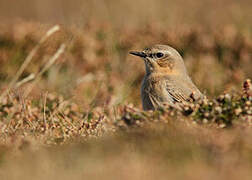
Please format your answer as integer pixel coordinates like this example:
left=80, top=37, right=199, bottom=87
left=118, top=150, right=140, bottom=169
left=129, top=51, right=147, bottom=58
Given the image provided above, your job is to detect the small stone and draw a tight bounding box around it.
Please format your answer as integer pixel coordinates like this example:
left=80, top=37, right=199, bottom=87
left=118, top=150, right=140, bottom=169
left=192, top=121, right=197, bottom=125
left=203, top=119, right=208, bottom=124
left=224, top=94, right=231, bottom=100
left=204, top=112, right=209, bottom=117
left=219, top=95, right=225, bottom=100
left=215, top=106, right=222, bottom=113
left=235, top=108, right=242, bottom=115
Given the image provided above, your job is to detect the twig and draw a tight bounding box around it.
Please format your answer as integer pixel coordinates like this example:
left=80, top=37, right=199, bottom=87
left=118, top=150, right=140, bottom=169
left=14, top=73, right=35, bottom=88
left=23, top=44, right=66, bottom=98
left=43, top=92, right=48, bottom=133
left=0, top=25, right=60, bottom=102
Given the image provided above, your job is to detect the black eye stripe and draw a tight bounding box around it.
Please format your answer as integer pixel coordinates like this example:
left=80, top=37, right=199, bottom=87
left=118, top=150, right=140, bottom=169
left=156, top=52, right=164, bottom=58
left=148, top=52, right=164, bottom=58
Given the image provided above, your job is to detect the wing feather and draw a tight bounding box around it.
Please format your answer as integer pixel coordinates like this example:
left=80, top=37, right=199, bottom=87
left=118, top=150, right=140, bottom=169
left=165, top=77, right=200, bottom=103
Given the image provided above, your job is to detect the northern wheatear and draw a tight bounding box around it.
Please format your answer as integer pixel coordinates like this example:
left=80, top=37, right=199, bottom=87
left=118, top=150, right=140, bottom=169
left=130, top=45, right=203, bottom=110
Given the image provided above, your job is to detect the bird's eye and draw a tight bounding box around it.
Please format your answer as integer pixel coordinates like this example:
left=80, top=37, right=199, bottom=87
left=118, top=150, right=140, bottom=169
left=156, top=52, right=164, bottom=58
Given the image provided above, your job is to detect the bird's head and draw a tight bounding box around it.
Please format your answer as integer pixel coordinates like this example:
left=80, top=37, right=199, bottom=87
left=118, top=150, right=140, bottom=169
left=130, top=45, right=187, bottom=75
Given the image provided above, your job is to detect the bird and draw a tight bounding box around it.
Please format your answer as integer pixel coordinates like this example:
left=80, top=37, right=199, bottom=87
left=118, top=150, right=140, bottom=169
left=129, top=44, right=203, bottom=110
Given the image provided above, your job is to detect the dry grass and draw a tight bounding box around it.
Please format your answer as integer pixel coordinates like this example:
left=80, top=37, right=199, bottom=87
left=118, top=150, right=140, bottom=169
left=0, top=0, right=252, bottom=179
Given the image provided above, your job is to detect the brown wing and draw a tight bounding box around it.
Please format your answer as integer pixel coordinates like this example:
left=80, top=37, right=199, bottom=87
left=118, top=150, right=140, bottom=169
left=141, top=77, right=179, bottom=110
left=165, top=76, right=202, bottom=103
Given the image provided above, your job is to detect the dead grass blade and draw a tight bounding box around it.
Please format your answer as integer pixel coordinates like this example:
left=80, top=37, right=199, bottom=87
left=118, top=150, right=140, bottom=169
left=23, top=43, right=66, bottom=98
left=0, top=25, right=60, bottom=102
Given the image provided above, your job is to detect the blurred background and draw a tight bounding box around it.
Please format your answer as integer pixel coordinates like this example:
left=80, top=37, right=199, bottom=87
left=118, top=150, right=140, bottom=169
left=0, top=0, right=251, bottom=27
left=0, top=1, right=252, bottom=180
